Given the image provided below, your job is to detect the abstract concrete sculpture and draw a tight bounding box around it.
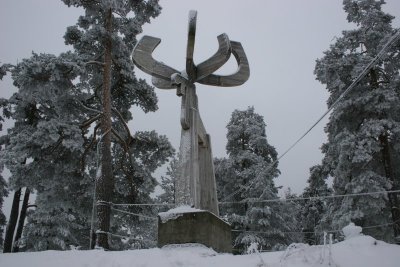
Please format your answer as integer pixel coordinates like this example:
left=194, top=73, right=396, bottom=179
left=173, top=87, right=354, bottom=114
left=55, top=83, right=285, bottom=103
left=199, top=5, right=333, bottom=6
left=132, top=10, right=249, bottom=252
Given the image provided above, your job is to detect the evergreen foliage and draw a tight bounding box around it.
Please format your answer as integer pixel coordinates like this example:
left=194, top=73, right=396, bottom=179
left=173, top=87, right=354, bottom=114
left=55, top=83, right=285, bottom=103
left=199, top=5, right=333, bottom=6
left=299, top=165, right=331, bottom=245
left=157, top=155, right=178, bottom=205
left=1, top=52, right=92, bottom=250
left=215, top=107, right=299, bottom=251
left=0, top=66, right=10, bottom=249
left=111, top=130, right=174, bottom=249
left=0, top=0, right=172, bottom=251
left=61, top=0, right=163, bottom=249
left=314, top=0, right=400, bottom=241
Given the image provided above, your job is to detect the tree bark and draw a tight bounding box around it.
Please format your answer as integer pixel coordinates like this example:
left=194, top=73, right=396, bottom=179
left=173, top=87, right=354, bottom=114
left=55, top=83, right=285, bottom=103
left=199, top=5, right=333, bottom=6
left=90, top=230, right=97, bottom=249
left=3, top=188, right=21, bottom=253
left=96, top=8, right=114, bottom=250
left=12, top=187, right=30, bottom=252
left=379, top=134, right=400, bottom=238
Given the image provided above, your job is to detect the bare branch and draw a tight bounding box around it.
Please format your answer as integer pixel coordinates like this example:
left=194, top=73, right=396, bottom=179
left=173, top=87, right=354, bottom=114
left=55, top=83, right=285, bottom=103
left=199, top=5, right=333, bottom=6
left=81, top=123, right=101, bottom=173
left=80, top=113, right=102, bottom=129
left=49, top=136, right=64, bottom=154
left=111, top=127, right=135, bottom=170
left=375, top=67, right=390, bottom=83
left=111, top=107, right=132, bottom=144
left=111, top=127, right=128, bottom=151
left=112, top=9, right=127, bottom=18
left=77, top=100, right=102, bottom=114
left=85, top=61, right=105, bottom=67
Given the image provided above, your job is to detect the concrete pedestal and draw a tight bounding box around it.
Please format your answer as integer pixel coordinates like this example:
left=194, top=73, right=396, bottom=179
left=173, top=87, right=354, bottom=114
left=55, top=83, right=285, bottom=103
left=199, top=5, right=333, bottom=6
left=158, top=210, right=232, bottom=253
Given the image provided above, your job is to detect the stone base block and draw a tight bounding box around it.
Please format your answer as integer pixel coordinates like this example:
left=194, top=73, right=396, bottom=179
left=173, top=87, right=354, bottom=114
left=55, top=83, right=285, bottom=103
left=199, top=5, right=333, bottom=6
left=158, top=211, right=231, bottom=253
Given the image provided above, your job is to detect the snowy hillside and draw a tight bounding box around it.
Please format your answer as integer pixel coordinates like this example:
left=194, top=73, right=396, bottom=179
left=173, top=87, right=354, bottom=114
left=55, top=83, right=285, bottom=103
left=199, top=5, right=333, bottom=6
left=1, top=234, right=399, bottom=267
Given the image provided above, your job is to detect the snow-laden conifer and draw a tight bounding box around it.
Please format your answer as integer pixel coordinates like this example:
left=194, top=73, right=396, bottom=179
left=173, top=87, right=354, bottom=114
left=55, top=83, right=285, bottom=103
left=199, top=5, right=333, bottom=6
left=1, top=52, right=91, bottom=250
left=299, top=165, right=331, bottom=244
left=157, top=155, right=178, bottom=205
left=0, top=0, right=172, bottom=251
left=314, top=0, right=400, bottom=242
left=61, top=0, right=162, bottom=249
left=216, top=107, right=298, bottom=251
left=0, top=66, right=10, bottom=249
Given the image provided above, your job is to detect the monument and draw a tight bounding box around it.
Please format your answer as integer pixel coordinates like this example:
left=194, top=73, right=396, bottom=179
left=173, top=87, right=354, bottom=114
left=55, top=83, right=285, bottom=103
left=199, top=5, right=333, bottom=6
left=132, top=10, right=249, bottom=253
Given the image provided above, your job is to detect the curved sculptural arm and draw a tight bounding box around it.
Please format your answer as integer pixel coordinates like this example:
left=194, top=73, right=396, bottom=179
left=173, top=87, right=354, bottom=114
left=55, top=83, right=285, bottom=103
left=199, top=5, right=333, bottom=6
left=186, top=10, right=197, bottom=80
left=195, top=33, right=231, bottom=81
left=132, top=11, right=249, bottom=89
left=152, top=76, right=175, bottom=89
left=197, top=41, right=250, bottom=87
left=132, top=35, right=179, bottom=80
left=152, top=33, right=232, bottom=90
left=186, top=10, right=232, bottom=82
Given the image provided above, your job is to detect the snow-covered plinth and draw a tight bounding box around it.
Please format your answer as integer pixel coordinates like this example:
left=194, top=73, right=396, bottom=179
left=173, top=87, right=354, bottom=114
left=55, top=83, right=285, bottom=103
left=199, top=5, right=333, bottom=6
left=157, top=207, right=232, bottom=253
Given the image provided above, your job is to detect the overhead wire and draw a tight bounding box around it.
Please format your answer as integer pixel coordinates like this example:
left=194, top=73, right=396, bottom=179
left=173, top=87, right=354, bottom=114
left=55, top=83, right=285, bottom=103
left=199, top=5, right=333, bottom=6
left=91, top=189, right=400, bottom=207
left=112, top=202, right=175, bottom=207
left=110, top=207, right=158, bottom=221
left=96, top=200, right=174, bottom=208
left=95, top=230, right=154, bottom=243
left=219, top=189, right=400, bottom=205
left=221, top=29, right=400, bottom=203
left=231, top=219, right=400, bottom=236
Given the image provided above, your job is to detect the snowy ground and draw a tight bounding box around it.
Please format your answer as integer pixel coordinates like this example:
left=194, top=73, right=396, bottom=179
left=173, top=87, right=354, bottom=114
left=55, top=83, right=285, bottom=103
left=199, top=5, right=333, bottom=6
left=1, top=234, right=399, bottom=267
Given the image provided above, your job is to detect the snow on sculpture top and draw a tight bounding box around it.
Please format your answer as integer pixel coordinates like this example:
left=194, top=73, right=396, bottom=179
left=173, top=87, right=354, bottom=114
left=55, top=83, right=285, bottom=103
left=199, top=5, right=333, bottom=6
left=132, top=10, right=249, bottom=215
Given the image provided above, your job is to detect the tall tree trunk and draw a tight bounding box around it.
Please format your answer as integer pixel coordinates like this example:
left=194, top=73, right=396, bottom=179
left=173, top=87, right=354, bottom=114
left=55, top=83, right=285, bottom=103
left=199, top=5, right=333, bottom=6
left=90, top=231, right=97, bottom=249
left=96, top=8, right=114, bottom=250
left=3, top=188, right=21, bottom=253
left=12, top=187, right=30, bottom=252
left=379, top=134, right=400, bottom=238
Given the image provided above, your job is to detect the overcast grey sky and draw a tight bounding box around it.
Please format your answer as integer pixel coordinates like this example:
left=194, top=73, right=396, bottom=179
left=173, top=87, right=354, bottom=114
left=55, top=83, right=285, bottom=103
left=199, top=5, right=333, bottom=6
left=1, top=0, right=400, bottom=203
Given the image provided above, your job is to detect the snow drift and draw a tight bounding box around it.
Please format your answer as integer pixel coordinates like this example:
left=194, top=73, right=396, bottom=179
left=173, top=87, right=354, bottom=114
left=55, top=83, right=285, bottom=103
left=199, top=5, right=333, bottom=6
left=1, top=231, right=399, bottom=267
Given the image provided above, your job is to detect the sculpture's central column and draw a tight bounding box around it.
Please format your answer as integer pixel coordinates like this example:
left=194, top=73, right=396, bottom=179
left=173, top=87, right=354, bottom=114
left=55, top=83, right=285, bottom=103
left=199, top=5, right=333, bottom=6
left=175, top=80, right=199, bottom=207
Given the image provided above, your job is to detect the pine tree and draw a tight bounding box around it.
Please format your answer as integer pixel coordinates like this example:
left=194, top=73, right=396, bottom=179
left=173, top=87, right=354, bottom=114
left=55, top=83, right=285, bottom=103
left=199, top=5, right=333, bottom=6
left=215, top=107, right=296, bottom=251
left=315, top=0, right=400, bottom=242
left=280, top=188, right=303, bottom=245
left=61, top=0, right=161, bottom=249
left=0, top=68, right=10, bottom=250
left=299, top=165, right=330, bottom=245
left=0, top=0, right=168, bottom=250
left=157, top=155, right=178, bottom=205
left=1, top=52, right=90, bottom=251
left=110, top=130, right=174, bottom=250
